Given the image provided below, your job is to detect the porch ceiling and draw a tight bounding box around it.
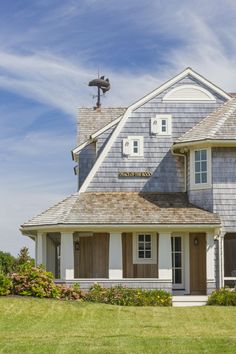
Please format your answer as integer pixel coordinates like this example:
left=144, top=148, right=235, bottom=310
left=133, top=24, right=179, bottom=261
left=21, top=192, right=220, bottom=229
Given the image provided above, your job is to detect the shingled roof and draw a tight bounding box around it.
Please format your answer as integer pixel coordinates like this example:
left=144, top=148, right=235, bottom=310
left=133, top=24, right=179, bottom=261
left=175, top=98, right=236, bottom=144
left=21, top=192, right=220, bottom=229
left=77, top=107, right=126, bottom=145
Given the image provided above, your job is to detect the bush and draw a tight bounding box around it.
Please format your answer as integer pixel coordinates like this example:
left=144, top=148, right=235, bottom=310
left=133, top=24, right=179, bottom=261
left=58, top=283, right=82, bottom=300
left=0, top=251, right=16, bottom=275
left=15, top=247, right=34, bottom=270
left=208, top=287, right=236, bottom=306
left=11, top=263, right=60, bottom=299
left=84, top=284, right=172, bottom=306
left=0, top=273, right=12, bottom=296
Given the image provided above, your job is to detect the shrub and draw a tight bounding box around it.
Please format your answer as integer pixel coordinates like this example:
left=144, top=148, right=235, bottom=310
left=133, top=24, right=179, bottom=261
left=58, top=283, right=82, bottom=300
left=15, top=247, right=34, bottom=270
left=84, top=284, right=172, bottom=306
left=0, top=273, right=12, bottom=296
left=207, top=288, right=236, bottom=306
left=0, top=251, right=16, bottom=275
left=11, top=263, right=60, bottom=299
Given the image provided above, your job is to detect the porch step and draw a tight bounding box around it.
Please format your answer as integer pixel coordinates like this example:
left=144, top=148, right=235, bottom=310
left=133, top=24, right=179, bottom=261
left=172, top=295, right=208, bottom=307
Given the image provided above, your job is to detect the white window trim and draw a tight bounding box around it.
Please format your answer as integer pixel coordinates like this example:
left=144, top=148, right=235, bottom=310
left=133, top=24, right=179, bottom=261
left=151, top=115, right=172, bottom=136
left=190, top=147, right=212, bottom=190
left=162, top=85, right=216, bottom=101
left=126, top=136, right=144, bottom=158
left=133, top=233, right=157, bottom=264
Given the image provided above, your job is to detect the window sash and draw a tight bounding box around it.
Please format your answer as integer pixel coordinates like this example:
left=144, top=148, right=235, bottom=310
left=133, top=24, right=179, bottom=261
left=138, top=234, right=152, bottom=259
left=194, top=149, right=208, bottom=184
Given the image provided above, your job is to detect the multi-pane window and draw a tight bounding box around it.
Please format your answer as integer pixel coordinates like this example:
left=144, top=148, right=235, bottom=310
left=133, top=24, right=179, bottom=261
left=194, top=149, right=207, bottom=184
left=161, top=119, right=167, bottom=133
left=171, top=236, right=183, bottom=286
left=132, top=139, right=139, bottom=155
left=138, top=234, right=151, bottom=259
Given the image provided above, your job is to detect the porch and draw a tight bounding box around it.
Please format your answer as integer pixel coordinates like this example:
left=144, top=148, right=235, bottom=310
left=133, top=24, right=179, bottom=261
left=36, top=230, right=216, bottom=294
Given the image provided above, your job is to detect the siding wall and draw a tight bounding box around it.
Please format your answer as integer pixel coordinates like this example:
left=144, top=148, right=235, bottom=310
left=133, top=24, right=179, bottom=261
left=79, top=142, right=96, bottom=187
left=212, top=147, right=236, bottom=233
left=86, top=75, right=225, bottom=192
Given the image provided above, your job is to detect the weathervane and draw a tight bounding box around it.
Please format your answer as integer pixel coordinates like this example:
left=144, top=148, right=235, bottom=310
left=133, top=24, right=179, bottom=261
left=88, top=75, right=110, bottom=109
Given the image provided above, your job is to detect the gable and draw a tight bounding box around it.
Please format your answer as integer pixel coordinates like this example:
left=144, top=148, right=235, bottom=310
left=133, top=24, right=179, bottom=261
left=78, top=68, right=230, bottom=193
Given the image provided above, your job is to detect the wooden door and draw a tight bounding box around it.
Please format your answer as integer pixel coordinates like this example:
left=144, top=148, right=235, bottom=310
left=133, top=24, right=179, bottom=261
left=189, top=233, right=206, bottom=295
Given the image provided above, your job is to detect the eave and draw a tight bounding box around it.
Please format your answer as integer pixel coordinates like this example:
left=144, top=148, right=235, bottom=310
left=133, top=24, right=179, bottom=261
left=173, top=139, right=236, bottom=150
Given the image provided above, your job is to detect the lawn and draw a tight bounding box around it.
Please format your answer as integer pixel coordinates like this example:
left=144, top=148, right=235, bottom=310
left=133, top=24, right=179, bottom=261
left=0, top=297, right=236, bottom=353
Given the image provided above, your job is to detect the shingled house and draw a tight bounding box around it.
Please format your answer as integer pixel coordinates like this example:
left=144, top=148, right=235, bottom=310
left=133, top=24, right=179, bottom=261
left=21, top=67, right=236, bottom=297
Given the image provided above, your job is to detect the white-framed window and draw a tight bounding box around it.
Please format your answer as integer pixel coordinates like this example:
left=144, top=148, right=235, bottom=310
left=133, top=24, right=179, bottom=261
left=171, top=235, right=184, bottom=289
left=133, top=233, right=157, bottom=264
left=190, top=147, right=212, bottom=189
left=122, top=136, right=144, bottom=157
left=150, top=115, right=172, bottom=135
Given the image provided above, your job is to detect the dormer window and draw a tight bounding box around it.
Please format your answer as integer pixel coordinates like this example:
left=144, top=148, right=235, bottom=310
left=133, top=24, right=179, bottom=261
left=150, top=115, right=172, bottom=136
left=122, top=136, right=144, bottom=157
left=190, top=148, right=212, bottom=189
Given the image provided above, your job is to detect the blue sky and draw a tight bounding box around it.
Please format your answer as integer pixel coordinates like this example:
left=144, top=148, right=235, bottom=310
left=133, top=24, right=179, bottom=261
left=1, top=0, right=236, bottom=255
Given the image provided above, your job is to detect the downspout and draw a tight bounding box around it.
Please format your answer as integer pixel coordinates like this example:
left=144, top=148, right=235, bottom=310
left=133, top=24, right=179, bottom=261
left=171, top=146, right=187, bottom=192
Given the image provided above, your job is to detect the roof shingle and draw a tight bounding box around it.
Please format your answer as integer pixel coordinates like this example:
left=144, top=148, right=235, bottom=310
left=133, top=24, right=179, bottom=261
left=175, top=98, right=236, bottom=144
left=21, top=192, right=220, bottom=228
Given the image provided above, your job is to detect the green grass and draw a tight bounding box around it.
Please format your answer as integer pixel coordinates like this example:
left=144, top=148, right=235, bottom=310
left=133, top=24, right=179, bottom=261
left=0, top=297, right=236, bottom=353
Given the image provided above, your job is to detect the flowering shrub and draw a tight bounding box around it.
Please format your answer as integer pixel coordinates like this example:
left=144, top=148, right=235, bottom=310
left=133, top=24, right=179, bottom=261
left=207, top=288, right=236, bottom=306
left=84, top=284, right=172, bottom=306
left=58, top=283, right=82, bottom=300
left=11, top=262, right=60, bottom=299
left=0, top=273, right=12, bottom=296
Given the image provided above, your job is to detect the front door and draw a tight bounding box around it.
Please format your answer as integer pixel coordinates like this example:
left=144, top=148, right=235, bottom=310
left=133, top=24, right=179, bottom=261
left=189, top=233, right=206, bottom=295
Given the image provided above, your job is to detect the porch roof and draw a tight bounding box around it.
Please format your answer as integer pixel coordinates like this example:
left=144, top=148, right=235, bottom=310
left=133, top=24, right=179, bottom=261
left=21, top=192, right=220, bottom=229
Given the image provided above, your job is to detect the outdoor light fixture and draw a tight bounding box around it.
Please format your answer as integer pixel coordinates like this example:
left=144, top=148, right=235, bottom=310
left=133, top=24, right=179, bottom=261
left=194, top=238, right=199, bottom=246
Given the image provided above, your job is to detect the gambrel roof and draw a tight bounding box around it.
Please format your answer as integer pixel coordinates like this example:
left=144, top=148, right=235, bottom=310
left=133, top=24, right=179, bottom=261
left=21, top=192, right=220, bottom=229
left=175, top=98, right=236, bottom=145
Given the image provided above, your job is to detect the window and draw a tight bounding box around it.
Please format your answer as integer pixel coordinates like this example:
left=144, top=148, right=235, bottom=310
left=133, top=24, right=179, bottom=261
left=138, top=234, right=151, bottom=259
left=195, top=149, right=207, bottom=184
left=224, top=233, right=236, bottom=288
left=190, top=147, right=211, bottom=189
left=133, top=233, right=157, bottom=264
left=171, top=236, right=183, bottom=288
left=122, top=136, right=144, bottom=157
left=150, top=115, right=172, bottom=135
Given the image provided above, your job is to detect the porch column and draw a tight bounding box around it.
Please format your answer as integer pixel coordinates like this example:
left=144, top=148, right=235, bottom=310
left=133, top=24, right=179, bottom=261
left=158, top=232, right=172, bottom=281
left=60, top=232, right=74, bottom=280
left=109, top=233, right=123, bottom=279
left=206, top=231, right=215, bottom=294
left=36, top=232, right=47, bottom=266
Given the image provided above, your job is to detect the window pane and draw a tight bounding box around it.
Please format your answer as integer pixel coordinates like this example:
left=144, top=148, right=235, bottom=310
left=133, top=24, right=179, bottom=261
left=175, top=269, right=182, bottom=284
left=175, top=237, right=181, bottom=251
left=201, top=149, right=207, bottom=160
left=145, top=242, right=151, bottom=250
left=201, top=161, right=207, bottom=172
left=201, top=173, right=207, bottom=183
left=171, top=237, right=173, bottom=250
left=145, top=250, right=151, bottom=258
left=195, top=161, right=201, bottom=172
left=139, top=235, right=144, bottom=242
left=145, top=235, right=151, bottom=242
left=175, top=253, right=182, bottom=267
left=133, top=141, right=138, bottom=147
left=139, top=251, right=144, bottom=258
left=195, top=173, right=201, bottom=184
left=195, top=150, right=201, bottom=161
left=138, top=243, right=144, bottom=250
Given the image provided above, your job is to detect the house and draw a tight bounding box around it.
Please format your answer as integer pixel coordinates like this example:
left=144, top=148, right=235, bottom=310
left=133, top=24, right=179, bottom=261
left=20, top=67, right=236, bottom=296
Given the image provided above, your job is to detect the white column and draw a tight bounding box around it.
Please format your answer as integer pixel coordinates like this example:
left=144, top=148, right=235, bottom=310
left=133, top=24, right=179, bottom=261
left=109, top=233, right=123, bottom=279
left=206, top=231, right=215, bottom=282
left=159, top=232, right=172, bottom=281
left=60, top=232, right=74, bottom=280
left=36, top=232, right=47, bottom=266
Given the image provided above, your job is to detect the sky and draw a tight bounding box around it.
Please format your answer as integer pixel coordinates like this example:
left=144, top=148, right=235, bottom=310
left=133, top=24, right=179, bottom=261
left=1, top=0, right=236, bottom=256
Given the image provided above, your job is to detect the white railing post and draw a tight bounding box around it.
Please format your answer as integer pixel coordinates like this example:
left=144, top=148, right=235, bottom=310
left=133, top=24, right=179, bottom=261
left=159, top=232, right=172, bottom=281
left=36, top=232, right=47, bottom=266
left=109, top=233, right=123, bottom=279
left=60, top=232, right=74, bottom=280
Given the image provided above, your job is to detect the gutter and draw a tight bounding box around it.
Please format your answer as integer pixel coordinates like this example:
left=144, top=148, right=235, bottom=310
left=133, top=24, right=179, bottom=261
left=171, top=147, right=187, bottom=192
